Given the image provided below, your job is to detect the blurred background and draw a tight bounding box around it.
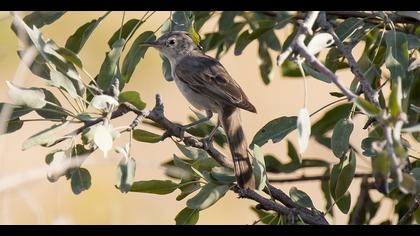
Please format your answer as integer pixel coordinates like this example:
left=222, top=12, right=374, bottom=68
left=0, top=11, right=408, bottom=224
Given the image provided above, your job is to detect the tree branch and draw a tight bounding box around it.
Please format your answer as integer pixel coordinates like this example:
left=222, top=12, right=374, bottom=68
left=233, top=186, right=329, bottom=225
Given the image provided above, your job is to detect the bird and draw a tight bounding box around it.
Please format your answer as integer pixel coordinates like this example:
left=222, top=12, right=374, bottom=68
left=142, top=31, right=256, bottom=189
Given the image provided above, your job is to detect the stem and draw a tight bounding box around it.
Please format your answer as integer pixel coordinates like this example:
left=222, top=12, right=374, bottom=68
left=310, top=98, right=348, bottom=117
left=57, top=88, right=80, bottom=114
left=119, top=11, right=126, bottom=40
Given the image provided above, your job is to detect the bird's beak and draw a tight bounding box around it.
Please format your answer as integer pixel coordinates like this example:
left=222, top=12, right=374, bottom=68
left=139, top=40, right=163, bottom=49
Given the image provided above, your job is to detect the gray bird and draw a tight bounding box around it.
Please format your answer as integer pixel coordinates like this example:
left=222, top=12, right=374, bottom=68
left=142, top=31, right=256, bottom=189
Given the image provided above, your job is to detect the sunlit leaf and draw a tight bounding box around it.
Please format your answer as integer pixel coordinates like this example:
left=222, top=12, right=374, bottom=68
left=97, top=38, right=125, bottom=91
left=133, top=129, right=161, bottom=143
left=22, top=121, right=69, bottom=150
left=297, top=108, right=311, bottom=154
left=186, top=182, right=229, bottom=210
left=130, top=180, right=179, bottom=194
left=6, top=81, right=46, bottom=109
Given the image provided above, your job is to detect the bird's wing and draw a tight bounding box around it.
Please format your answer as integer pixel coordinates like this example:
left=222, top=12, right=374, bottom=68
left=174, top=53, right=256, bottom=113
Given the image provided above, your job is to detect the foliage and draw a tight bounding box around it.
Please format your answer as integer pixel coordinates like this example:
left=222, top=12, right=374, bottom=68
left=1, top=11, right=420, bottom=225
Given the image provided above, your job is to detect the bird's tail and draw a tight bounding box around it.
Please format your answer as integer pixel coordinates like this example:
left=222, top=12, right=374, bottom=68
left=220, top=107, right=255, bottom=189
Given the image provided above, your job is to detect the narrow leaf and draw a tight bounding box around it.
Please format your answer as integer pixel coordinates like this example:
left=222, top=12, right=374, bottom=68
left=175, top=207, right=199, bottom=225
left=130, top=180, right=179, bottom=194
left=331, top=118, right=354, bottom=158
left=133, top=129, right=161, bottom=143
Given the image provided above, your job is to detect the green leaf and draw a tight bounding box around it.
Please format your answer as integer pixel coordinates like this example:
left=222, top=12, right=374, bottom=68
left=361, top=137, right=381, bottom=157
left=186, top=182, right=229, bottom=210
left=116, top=155, right=136, bottom=193
left=17, top=50, right=50, bottom=80
left=329, top=92, right=344, bottom=98
left=176, top=179, right=201, bottom=201
left=281, top=60, right=301, bottom=77
left=56, top=47, right=83, bottom=68
left=325, top=48, right=343, bottom=73
left=396, top=11, right=420, bottom=21
left=0, top=103, right=33, bottom=120
left=251, top=207, right=282, bottom=225
left=130, top=180, right=179, bottom=194
left=108, top=19, right=143, bottom=48
left=389, top=78, right=402, bottom=119
left=252, top=144, right=267, bottom=190
left=258, top=40, right=274, bottom=85
left=335, top=150, right=356, bottom=199
left=35, top=89, right=67, bottom=120
left=121, top=31, right=156, bottom=83
left=260, top=29, right=281, bottom=51
left=297, top=108, right=311, bottom=154
left=335, top=18, right=364, bottom=41
left=193, top=11, right=212, bottom=32
left=5, top=119, right=24, bottom=134
left=118, top=91, right=146, bottom=110
left=263, top=141, right=300, bottom=173
left=321, top=169, right=333, bottom=215
left=302, top=63, right=332, bottom=83
left=132, top=129, right=161, bottom=143
left=97, top=38, right=126, bottom=91
left=48, top=70, right=79, bottom=98
left=331, top=118, right=354, bottom=158
left=175, top=207, right=199, bottom=225
left=289, top=186, right=315, bottom=209
left=210, top=166, right=236, bottom=185
left=250, top=116, right=297, bottom=148
left=336, top=191, right=351, bottom=214
left=218, top=11, right=239, bottom=32
left=372, top=152, right=391, bottom=194
left=93, top=124, right=114, bottom=157
left=23, top=11, right=66, bottom=28
left=175, top=142, right=208, bottom=160
left=70, top=168, right=91, bottom=195
left=65, top=12, right=109, bottom=54
left=6, top=81, right=46, bottom=109
left=22, top=121, right=69, bottom=150
left=329, top=161, right=342, bottom=200
left=234, top=30, right=252, bottom=56
left=384, top=30, right=409, bottom=91
left=311, top=103, right=352, bottom=137
left=353, top=97, right=380, bottom=117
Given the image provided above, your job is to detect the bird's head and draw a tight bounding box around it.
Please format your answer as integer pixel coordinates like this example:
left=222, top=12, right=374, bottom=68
left=140, top=31, right=198, bottom=62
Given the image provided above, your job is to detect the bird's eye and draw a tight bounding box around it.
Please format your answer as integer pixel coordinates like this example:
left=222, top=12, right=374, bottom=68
left=168, top=39, right=175, bottom=45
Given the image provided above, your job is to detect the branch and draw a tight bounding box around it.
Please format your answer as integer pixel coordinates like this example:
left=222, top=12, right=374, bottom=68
left=318, top=12, right=379, bottom=107
left=233, top=186, right=329, bottom=225
left=277, top=12, right=356, bottom=101
left=268, top=173, right=372, bottom=183
left=398, top=195, right=420, bottom=225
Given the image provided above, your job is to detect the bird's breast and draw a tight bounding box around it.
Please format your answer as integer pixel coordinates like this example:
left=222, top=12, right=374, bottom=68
left=173, top=76, right=220, bottom=113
